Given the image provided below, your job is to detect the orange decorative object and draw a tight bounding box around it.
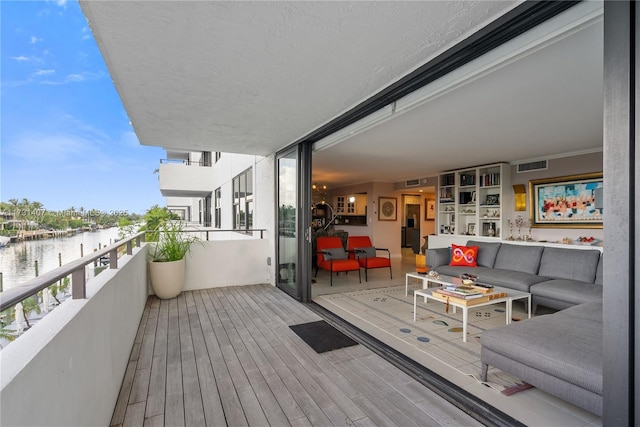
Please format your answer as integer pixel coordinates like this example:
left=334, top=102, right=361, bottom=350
left=415, top=254, right=429, bottom=274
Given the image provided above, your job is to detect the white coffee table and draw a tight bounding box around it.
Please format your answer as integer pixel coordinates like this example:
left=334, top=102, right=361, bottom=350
left=405, top=272, right=433, bottom=296
left=413, top=282, right=531, bottom=342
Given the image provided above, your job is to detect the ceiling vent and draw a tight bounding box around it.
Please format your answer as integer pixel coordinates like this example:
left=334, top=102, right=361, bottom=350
left=405, top=179, right=420, bottom=187
left=517, top=160, right=548, bottom=173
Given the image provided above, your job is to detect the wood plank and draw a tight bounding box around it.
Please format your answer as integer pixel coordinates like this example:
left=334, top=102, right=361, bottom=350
left=142, top=414, right=163, bottom=427
left=122, top=401, right=146, bottom=427
left=190, top=291, right=227, bottom=427
left=164, top=393, right=185, bottom=427
left=176, top=293, right=205, bottom=427
left=244, top=369, right=292, bottom=426
left=111, top=360, right=137, bottom=426
left=128, top=367, right=151, bottom=405
left=144, top=355, right=166, bottom=418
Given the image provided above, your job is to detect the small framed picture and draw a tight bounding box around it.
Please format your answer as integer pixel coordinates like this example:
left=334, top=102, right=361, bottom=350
left=485, top=194, right=500, bottom=205
left=425, top=199, right=435, bottom=220
left=467, top=223, right=476, bottom=235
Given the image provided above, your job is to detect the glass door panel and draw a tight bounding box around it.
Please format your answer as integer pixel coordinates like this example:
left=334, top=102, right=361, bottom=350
left=277, top=151, right=298, bottom=296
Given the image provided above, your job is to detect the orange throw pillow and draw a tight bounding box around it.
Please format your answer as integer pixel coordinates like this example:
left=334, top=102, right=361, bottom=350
left=449, top=244, right=478, bottom=267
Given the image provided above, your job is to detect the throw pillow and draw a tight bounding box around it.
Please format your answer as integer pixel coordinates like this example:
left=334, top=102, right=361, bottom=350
left=323, top=247, right=347, bottom=260
left=355, top=247, right=377, bottom=258
left=449, top=244, right=478, bottom=267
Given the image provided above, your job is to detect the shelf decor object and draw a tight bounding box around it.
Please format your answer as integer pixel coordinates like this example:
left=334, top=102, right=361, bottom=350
left=378, top=197, right=397, bottom=221
left=529, top=172, right=603, bottom=228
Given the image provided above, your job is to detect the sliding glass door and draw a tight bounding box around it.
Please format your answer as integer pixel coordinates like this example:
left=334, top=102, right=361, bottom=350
left=276, top=143, right=312, bottom=301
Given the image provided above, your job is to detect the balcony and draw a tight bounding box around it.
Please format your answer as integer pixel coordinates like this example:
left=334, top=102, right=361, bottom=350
left=1, top=234, right=600, bottom=426
left=158, top=161, right=214, bottom=198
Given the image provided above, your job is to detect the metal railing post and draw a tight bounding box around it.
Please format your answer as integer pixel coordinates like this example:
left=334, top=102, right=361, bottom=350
left=72, top=267, right=86, bottom=299
left=110, top=249, right=118, bottom=269
left=127, top=241, right=133, bottom=255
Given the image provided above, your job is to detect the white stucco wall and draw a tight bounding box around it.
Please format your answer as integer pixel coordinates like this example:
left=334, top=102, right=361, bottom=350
left=182, top=238, right=271, bottom=290
left=0, top=246, right=149, bottom=427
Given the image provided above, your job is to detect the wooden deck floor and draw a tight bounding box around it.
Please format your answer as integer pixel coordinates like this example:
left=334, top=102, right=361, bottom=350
left=111, top=284, right=483, bottom=427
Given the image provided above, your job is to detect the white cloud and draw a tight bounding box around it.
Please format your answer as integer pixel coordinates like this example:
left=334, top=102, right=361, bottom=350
left=11, top=55, right=29, bottom=62
left=32, top=69, right=56, bottom=77
left=66, top=74, right=84, bottom=82
left=30, top=36, right=43, bottom=44
left=7, top=133, right=97, bottom=163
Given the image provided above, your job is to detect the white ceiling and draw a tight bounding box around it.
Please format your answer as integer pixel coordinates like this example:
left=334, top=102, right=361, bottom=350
left=80, top=1, right=603, bottom=190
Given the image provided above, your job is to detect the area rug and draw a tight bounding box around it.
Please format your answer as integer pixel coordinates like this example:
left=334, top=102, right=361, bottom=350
left=316, top=284, right=533, bottom=394
left=289, top=320, right=359, bottom=353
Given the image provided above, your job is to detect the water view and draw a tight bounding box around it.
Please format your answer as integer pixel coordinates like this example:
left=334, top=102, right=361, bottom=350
left=0, top=227, right=122, bottom=290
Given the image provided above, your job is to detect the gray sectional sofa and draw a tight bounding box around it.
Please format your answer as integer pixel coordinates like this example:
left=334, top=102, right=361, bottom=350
left=426, top=240, right=603, bottom=415
left=425, top=240, right=603, bottom=311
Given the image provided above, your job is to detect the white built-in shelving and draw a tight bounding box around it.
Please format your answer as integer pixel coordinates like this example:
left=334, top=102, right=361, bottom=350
left=437, top=163, right=511, bottom=239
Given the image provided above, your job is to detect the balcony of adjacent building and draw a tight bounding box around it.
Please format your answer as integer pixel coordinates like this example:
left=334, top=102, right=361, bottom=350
left=159, top=151, right=214, bottom=198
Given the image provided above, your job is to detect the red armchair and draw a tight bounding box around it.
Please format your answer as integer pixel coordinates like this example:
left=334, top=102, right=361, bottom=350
left=347, top=236, right=392, bottom=282
left=315, top=237, right=361, bottom=286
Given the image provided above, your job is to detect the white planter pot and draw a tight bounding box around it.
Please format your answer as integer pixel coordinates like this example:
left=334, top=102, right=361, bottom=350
left=149, top=258, right=185, bottom=299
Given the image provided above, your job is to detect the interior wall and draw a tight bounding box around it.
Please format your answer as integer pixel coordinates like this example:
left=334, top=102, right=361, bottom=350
left=320, top=151, right=602, bottom=255
left=507, top=151, right=603, bottom=242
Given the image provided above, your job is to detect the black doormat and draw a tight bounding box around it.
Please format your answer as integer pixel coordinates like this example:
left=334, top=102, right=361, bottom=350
left=289, top=320, right=359, bottom=354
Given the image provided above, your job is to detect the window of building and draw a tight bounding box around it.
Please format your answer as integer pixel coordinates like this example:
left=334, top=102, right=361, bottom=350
left=214, top=187, right=221, bottom=228
left=215, top=152, right=222, bottom=163
left=233, top=168, right=253, bottom=231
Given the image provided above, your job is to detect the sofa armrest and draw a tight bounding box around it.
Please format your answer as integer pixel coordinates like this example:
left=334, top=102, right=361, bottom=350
left=426, top=247, right=450, bottom=268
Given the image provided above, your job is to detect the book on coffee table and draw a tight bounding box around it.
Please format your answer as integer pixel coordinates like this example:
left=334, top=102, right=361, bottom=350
left=430, top=291, right=491, bottom=306
left=438, top=286, right=484, bottom=299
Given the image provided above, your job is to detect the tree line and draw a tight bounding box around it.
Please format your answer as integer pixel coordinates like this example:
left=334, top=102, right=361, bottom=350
left=0, top=198, right=142, bottom=234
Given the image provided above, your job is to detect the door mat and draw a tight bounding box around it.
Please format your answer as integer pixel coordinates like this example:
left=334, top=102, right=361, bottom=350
left=289, top=320, right=359, bottom=354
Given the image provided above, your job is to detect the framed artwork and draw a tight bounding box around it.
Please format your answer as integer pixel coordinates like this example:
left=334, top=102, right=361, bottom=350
left=378, top=197, right=397, bottom=221
left=425, top=199, right=435, bottom=220
left=529, top=172, right=603, bottom=228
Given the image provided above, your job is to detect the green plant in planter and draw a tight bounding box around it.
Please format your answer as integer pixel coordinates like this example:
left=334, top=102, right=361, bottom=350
left=150, top=220, right=200, bottom=262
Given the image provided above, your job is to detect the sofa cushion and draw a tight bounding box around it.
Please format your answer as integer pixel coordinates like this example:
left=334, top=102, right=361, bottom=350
left=530, top=279, right=603, bottom=306
left=481, top=308, right=603, bottom=396
left=493, top=244, right=544, bottom=275
left=594, top=254, right=603, bottom=285
left=538, top=247, right=601, bottom=283
left=560, top=301, right=603, bottom=322
left=474, top=268, right=548, bottom=292
left=449, top=244, right=478, bottom=267
left=466, top=240, right=501, bottom=268
left=426, top=248, right=451, bottom=269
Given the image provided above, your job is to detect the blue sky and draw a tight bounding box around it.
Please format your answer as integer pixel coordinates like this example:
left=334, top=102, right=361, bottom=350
left=1, top=0, right=166, bottom=215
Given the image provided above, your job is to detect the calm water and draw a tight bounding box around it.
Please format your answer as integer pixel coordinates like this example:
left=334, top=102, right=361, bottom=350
left=0, top=227, right=122, bottom=290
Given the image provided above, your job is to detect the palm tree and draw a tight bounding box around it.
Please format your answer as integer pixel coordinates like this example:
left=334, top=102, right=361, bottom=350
left=20, top=297, right=41, bottom=328
left=0, top=308, right=16, bottom=348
